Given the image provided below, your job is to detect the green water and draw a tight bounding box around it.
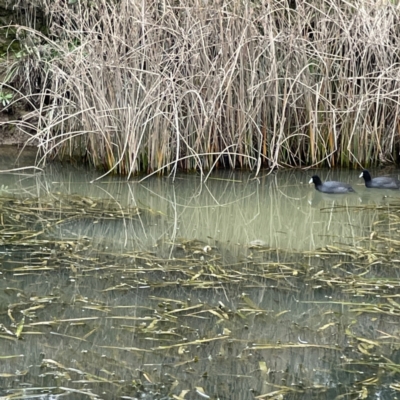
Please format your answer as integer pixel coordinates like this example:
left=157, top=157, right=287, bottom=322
left=1, top=148, right=400, bottom=400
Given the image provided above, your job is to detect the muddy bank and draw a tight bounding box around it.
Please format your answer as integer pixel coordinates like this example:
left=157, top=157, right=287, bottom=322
left=0, top=143, right=37, bottom=167
left=0, top=113, right=36, bottom=146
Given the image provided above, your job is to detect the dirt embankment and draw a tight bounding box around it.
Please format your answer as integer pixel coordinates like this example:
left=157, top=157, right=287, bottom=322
left=0, top=113, right=36, bottom=146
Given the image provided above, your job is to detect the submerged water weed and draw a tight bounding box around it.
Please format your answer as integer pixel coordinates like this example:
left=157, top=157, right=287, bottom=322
left=0, top=195, right=400, bottom=399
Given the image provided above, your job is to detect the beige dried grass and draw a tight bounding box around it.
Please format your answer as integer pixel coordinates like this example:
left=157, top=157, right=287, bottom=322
left=2, top=0, right=400, bottom=176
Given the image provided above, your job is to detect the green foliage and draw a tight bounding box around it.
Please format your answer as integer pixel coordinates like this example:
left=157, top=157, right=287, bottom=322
left=0, top=92, right=13, bottom=107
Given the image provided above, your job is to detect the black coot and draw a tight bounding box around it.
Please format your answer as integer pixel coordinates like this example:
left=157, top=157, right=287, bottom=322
left=309, top=175, right=354, bottom=194
left=359, top=170, right=400, bottom=189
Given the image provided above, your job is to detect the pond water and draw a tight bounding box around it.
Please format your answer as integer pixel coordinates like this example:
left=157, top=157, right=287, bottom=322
left=1, top=147, right=400, bottom=400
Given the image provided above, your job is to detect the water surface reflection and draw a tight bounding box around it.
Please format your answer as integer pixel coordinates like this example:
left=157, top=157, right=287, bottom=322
left=4, top=164, right=396, bottom=252
left=0, top=156, right=399, bottom=399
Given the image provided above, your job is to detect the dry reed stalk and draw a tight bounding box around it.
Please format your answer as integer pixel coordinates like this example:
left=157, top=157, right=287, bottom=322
left=2, top=0, right=400, bottom=175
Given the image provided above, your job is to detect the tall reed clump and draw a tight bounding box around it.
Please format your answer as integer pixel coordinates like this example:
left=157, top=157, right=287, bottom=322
left=3, top=0, right=400, bottom=176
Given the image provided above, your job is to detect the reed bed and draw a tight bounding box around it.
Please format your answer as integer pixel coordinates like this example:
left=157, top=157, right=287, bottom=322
left=2, top=0, right=400, bottom=175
